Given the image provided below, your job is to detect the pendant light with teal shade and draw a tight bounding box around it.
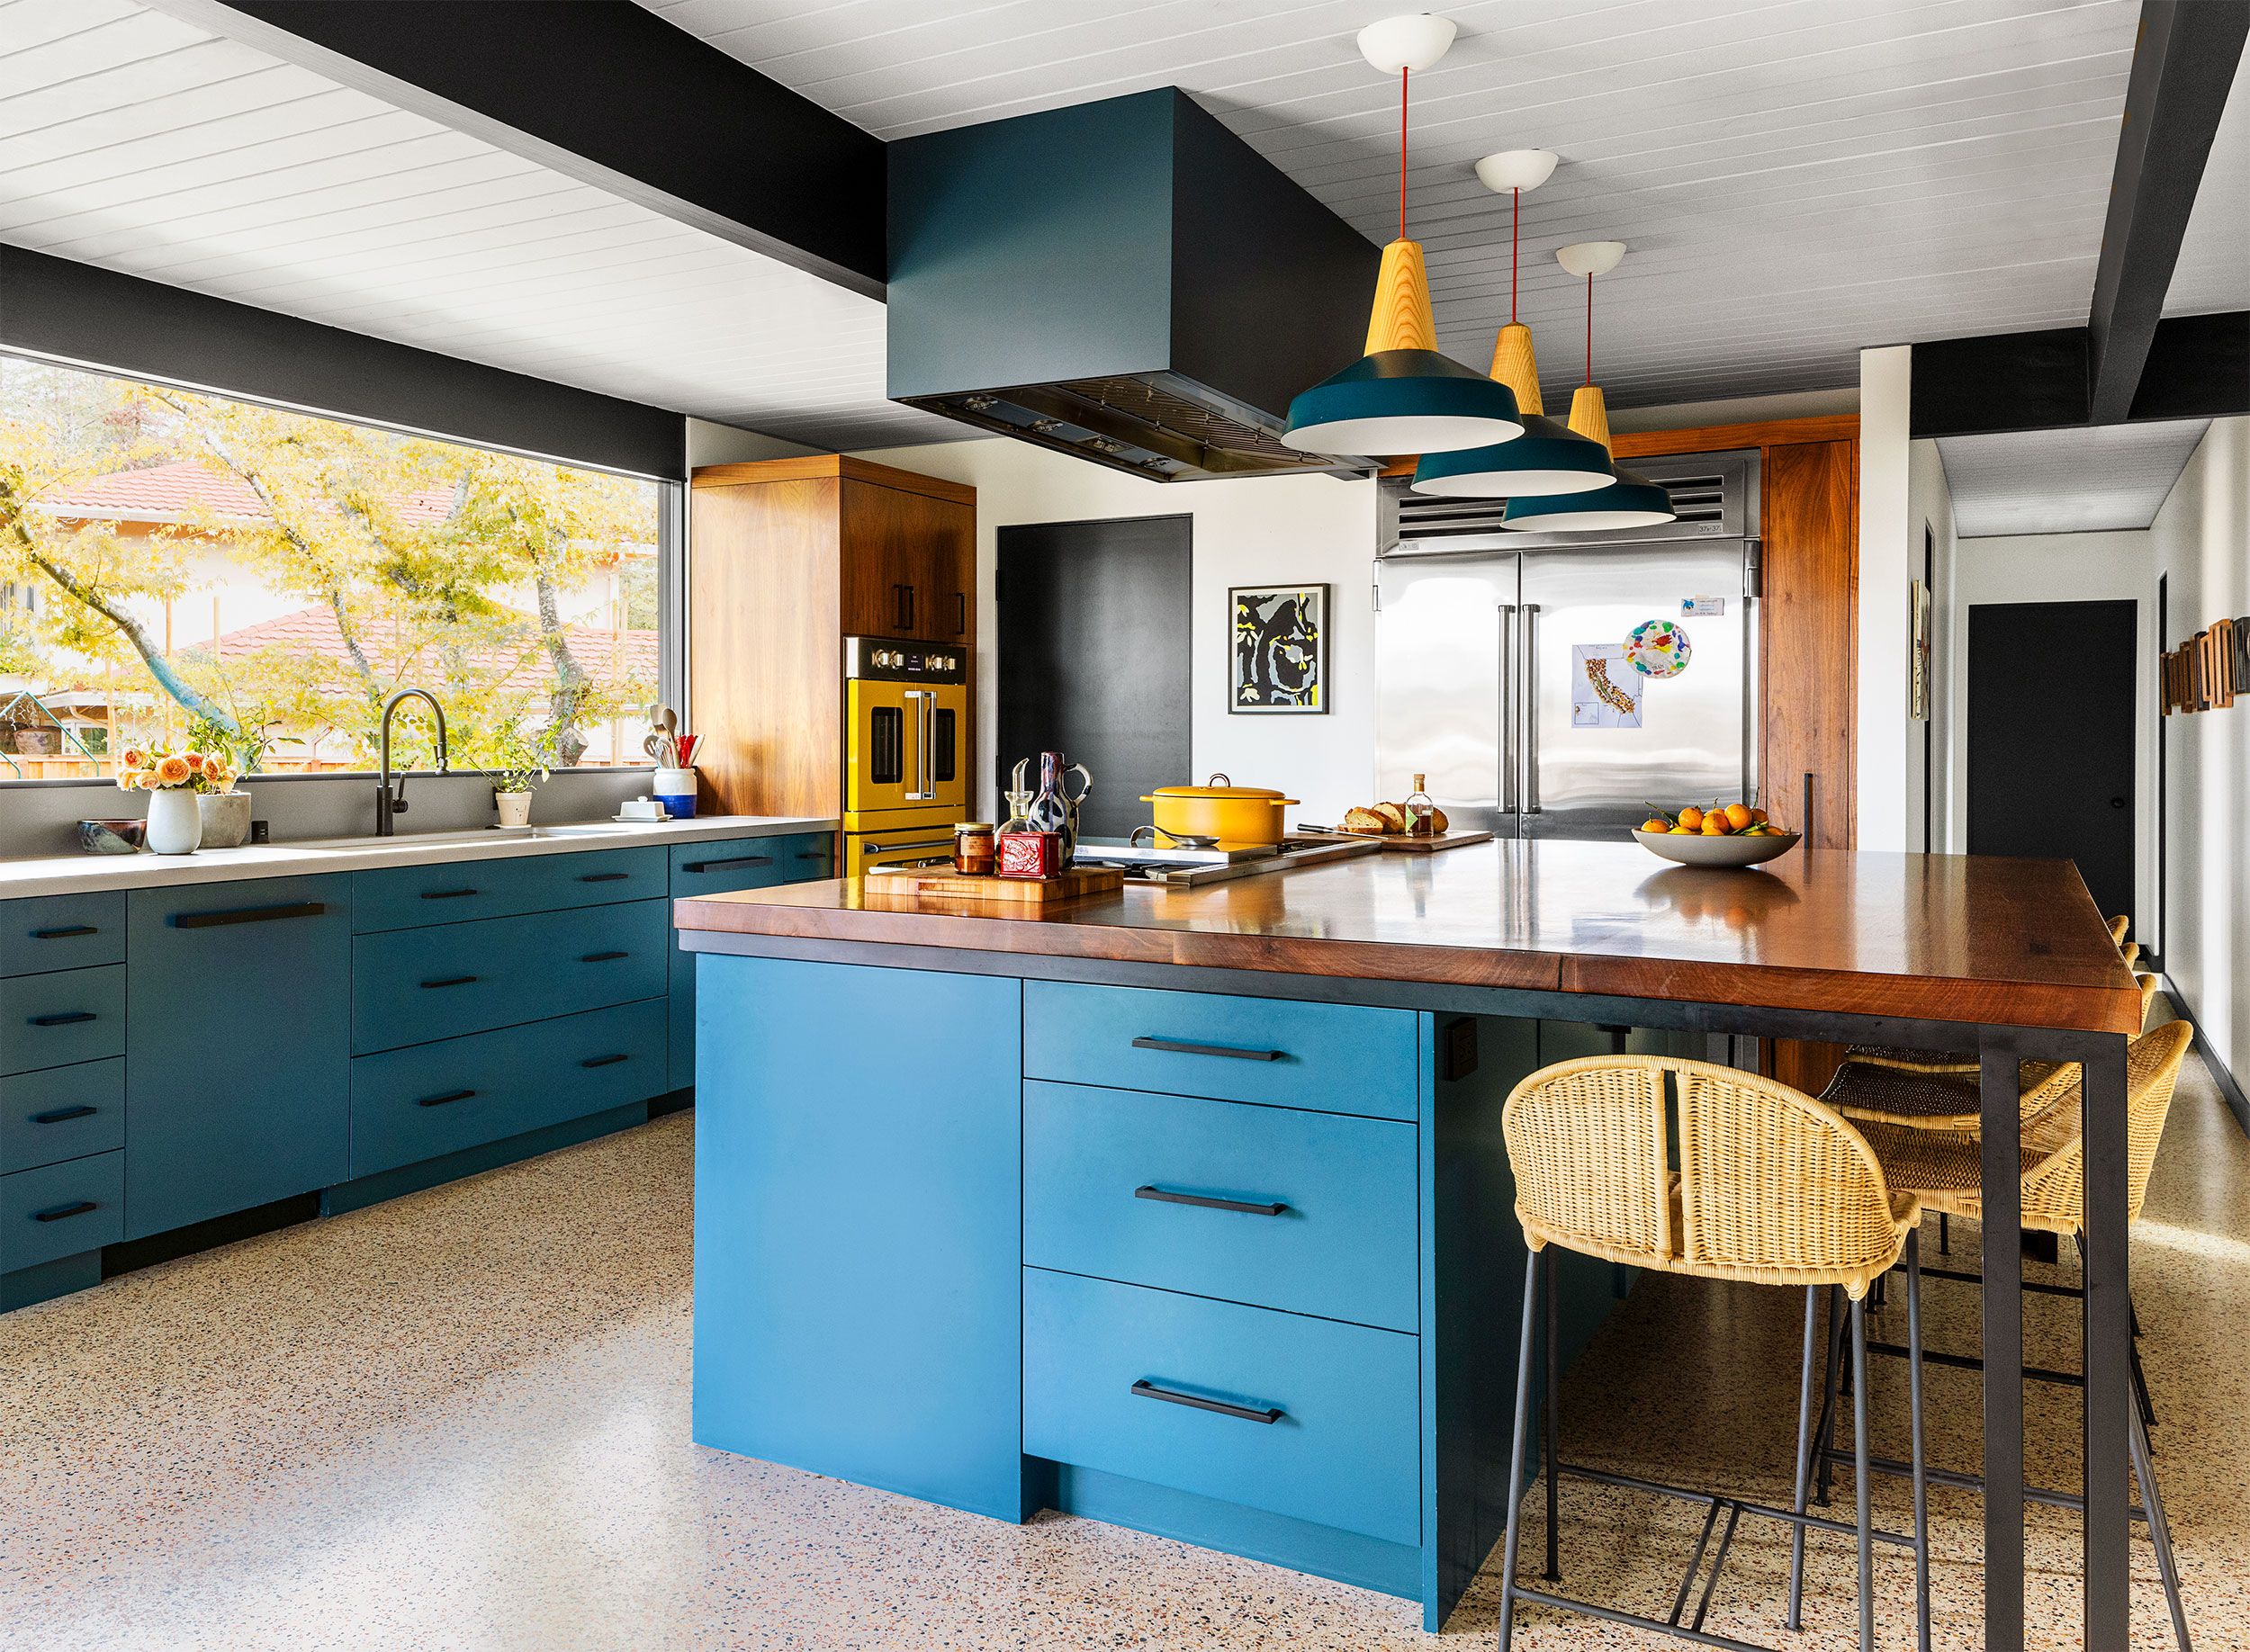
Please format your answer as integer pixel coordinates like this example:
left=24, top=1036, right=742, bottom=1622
left=1281, top=15, right=1523, bottom=458
left=1413, top=150, right=1615, bottom=498
left=1501, top=241, right=1677, bottom=531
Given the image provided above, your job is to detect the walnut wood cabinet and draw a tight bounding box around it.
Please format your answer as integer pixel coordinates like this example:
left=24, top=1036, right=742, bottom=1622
left=688, top=456, right=976, bottom=820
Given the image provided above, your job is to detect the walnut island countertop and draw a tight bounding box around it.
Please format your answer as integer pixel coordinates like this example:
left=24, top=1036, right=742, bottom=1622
left=672, top=839, right=2144, bottom=1036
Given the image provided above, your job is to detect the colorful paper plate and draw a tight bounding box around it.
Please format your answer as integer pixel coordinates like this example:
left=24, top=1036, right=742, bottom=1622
left=1624, top=618, right=1691, bottom=678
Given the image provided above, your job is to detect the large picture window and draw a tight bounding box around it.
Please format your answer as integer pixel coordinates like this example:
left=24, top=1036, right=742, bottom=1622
left=0, top=355, right=666, bottom=782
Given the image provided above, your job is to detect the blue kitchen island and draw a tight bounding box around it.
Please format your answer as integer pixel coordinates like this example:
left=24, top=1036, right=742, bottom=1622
left=676, top=842, right=2145, bottom=1641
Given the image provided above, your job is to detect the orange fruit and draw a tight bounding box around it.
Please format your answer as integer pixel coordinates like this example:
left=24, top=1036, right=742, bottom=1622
left=1702, top=813, right=1732, bottom=835
left=1670, top=824, right=1693, bottom=835
left=1640, top=817, right=1670, bottom=834
left=1677, top=805, right=1704, bottom=830
left=1748, top=808, right=1768, bottom=826
left=1724, top=803, right=1752, bottom=830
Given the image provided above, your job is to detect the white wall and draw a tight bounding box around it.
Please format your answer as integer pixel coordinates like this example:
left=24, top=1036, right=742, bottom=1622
left=848, top=436, right=1382, bottom=824
left=1857, top=345, right=1914, bottom=849
left=1933, top=528, right=2160, bottom=935
left=2148, top=416, right=2249, bottom=1095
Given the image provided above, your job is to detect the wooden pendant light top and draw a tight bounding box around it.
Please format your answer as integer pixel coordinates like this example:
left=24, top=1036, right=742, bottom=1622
left=1567, top=384, right=1611, bottom=452
left=1489, top=322, right=1544, bottom=416
left=1364, top=238, right=1440, bottom=355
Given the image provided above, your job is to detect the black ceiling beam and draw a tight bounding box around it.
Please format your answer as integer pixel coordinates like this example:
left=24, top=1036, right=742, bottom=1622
left=1910, top=311, right=2248, bottom=440
left=148, top=0, right=886, bottom=299
left=2084, top=0, right=2249, bottom=424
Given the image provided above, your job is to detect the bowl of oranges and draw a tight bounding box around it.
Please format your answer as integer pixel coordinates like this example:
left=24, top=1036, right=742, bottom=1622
left=1632, top=803, right=1800, bottom=867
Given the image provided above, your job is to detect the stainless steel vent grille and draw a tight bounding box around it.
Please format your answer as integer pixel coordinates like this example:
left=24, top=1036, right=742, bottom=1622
left=1381, top=450, right=1759, bottom=555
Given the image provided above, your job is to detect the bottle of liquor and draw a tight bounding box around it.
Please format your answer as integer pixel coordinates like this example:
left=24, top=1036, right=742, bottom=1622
left=1404, top=773, right=1436, bottom=837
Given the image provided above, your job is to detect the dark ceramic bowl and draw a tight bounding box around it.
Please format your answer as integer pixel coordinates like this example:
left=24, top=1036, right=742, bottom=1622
left=77, top=819, right=147, bottom=855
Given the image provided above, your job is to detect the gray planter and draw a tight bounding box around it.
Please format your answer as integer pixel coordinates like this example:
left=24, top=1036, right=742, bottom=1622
left=198, top=791, right=253, bottom=849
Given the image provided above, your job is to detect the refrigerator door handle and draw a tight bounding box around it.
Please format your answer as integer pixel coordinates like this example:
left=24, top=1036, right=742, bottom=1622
left=1498, top=603, right=1518, bottom=813
left=1521, top=603, right=1542, bottom=814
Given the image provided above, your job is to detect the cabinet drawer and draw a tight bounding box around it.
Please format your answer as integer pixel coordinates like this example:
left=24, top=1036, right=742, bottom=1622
left=0, top=1058, right=124, bottom=1174
left=0, top=893, right=125, bottom=978
left=349, top=998, right=667, bottom=1178
left=1023, top=1269, right=1419, bottom=1546
left=1, top=1151, right=123, bottom=1272
left=1024, top=982, right=1418, bottom=1120
left=1024, top=1082, right=1418, bottom=1333
left=355, top=846, right=665, bottom=932
left=355, top=898, right=667, bottom=1054
left=0, top=965, right=125, bottom=1076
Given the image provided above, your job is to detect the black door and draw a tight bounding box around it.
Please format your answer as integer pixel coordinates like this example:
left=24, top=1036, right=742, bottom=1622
left=1967, top=599, right=2136, bottom=921
left=996, top=516, right=1191, bottom=842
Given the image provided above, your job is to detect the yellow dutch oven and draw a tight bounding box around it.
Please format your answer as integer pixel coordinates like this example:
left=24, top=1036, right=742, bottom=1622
left=1138, top=774, right=1300, bottom=848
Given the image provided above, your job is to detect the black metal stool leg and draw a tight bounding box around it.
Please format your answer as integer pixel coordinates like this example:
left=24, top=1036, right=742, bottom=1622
left=1850, top=1294, right=1873, bottom=1652
left=1815, top=1283, right=1846, bottom=1505
left=1788, top=1284, right=1819, bottom=1630
left=1905, top=1230, right=1931, bottom=1652
left=2129, top=1397, right=2193, bottom=1652
left=1544, top=1247, right=1561, bottom=1582
left=1497, top=1247, right=1540, bottom=1651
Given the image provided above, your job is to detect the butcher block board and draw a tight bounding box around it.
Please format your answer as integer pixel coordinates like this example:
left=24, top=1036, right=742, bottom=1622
left=1293, top=829, right=1496, bottom=855
left=863, top=864, right=1126, bottom=904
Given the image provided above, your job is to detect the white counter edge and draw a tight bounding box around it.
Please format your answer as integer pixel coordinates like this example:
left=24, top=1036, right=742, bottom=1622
left=0, top=816, right=839, bottom=901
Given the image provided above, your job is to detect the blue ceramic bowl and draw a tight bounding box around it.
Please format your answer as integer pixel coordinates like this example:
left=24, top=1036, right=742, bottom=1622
left=77, top=819, right=146, bottom=855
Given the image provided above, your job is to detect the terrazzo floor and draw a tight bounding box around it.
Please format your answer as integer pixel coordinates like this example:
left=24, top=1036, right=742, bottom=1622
left=3, top=1037, right=2246, bottom=1650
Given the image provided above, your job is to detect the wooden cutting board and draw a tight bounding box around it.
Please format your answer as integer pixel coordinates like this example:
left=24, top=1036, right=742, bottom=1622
left=863, top=865, right=1126, bottom=904
left=1293, top=829, right=1496, bottom=855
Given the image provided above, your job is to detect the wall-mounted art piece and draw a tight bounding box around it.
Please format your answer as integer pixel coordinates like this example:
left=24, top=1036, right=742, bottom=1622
left=1230, top=585, right=1328, bottom=714
left=2161, top=615, right=2240, bottom=714
left=1909, top=579, right=1931, bottom=721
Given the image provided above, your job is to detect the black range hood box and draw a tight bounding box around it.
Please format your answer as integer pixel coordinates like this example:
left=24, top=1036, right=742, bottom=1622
left=886, top=88, right=1380, bottom=481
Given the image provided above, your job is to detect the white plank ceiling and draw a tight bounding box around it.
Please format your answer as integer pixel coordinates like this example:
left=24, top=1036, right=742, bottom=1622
left=647, top=0, right=2246, bottom=409
left=0, top=0, right=958, bottom=453
left=2, top=0, right=2238, bottom=449
left=1937, top=417, right=2211, bottom=536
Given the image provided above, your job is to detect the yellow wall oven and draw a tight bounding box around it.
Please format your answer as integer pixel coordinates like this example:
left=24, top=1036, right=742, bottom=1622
left=842, top=636, right=967, bottom=871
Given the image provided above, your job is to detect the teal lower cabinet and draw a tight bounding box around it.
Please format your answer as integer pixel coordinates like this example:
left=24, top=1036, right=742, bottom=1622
left=2, top=1149, right=124, bottom=1273
left=348, top=998, right=668, bottom=1178
left=686, top=955, right=1628, bottom=1630
left=667, top=830, right=832, bottom=1085
left=693, top=955, right=1026, bottom=1522
left=125, top=875, right=353, bottom=1240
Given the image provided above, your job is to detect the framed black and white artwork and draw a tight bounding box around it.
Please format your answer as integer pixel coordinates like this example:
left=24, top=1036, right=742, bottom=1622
left=1229, top=584, right=1328, bottom=714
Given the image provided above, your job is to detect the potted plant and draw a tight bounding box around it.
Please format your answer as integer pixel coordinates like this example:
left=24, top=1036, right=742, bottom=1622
left=116, top=747, right=238, bottom=855
left=482, top=721, right=551, bottom=830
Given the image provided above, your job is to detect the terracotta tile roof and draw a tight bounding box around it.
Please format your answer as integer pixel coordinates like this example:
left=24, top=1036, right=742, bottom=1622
left=210, top=608, right=657, bottom=698
left=37, top=462, right=453, bottom=526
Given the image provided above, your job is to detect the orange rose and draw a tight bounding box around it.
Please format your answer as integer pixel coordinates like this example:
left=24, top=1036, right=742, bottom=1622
left=182, top=751, right=205, bottom=770
left=120, top=748, right=147, bottom=769
left=155, top=755, right=192, bottom=786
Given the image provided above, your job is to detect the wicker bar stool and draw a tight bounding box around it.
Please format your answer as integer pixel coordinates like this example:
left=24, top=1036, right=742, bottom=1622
left=1830, top=1020, right=2195, bottom=1652
left=1496, top=1055, right=1930, bottom=1652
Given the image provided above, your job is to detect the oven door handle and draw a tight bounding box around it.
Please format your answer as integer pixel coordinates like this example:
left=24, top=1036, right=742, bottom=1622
left=904, top=689, right=933, bottom=802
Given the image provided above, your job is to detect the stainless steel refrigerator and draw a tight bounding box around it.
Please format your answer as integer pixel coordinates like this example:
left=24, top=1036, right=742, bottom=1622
left=1375, top=450, right=1761, bottom=839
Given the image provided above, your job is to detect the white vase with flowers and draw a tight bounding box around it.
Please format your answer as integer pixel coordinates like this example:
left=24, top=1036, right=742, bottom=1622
left=117, top=747, right=238, bottom=856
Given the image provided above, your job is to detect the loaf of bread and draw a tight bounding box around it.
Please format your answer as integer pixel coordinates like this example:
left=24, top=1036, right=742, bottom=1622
left=1372, top=802, right=1408, bottom=833
left=1342, top=806, right=1389, bottom=834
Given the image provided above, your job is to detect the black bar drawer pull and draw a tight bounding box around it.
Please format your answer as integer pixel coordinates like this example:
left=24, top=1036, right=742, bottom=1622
left=796, top=850, right=832, bottom=861
left=1134, top=1184, right=1288, bottom=1217
left=31, top=1105, right=97, bottom=1125
left=1130, top=1379, right=1283, bottom=1425
left=416, top=1089, right=476, bottom=1109
left=580, top=950, right=629, bottom=963
left=578, top=871, right=630, bottom=884
left=1130, top=1036, right=1285, bottom=1063
left=580, top=1053, right=629, bottom=1069
left=29, top=1010, right=96, bottom=1028
left=172, top=901, right=326, bottom=929
left=32, top=1200, right=97, bottom=1223
left=32, top=925, right=98, bottom=939
left=680, top=855, right=773, bottom=874
left=419, top=974, right=478, bottom=990
left=419, top=888, right=479, bottom=901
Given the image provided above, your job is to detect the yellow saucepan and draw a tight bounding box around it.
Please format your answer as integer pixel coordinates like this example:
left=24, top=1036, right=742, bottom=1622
left=1139, top=774, right=1300, bottom=848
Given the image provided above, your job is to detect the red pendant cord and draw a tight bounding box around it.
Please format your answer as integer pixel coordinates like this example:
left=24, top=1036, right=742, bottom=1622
left=1510, top=188, right=1519, bottom=322
left=1585, top=272, right=1594, bottom=385
left=1398, top=67, right=1408, bottom=242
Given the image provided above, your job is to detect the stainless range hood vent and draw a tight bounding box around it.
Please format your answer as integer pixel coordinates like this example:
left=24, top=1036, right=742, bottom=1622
left=1381, top=451, right=1760, bottom=555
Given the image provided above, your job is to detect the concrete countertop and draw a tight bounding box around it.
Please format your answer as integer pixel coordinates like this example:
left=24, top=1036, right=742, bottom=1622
left=0, top=815, right=838, bottom=901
